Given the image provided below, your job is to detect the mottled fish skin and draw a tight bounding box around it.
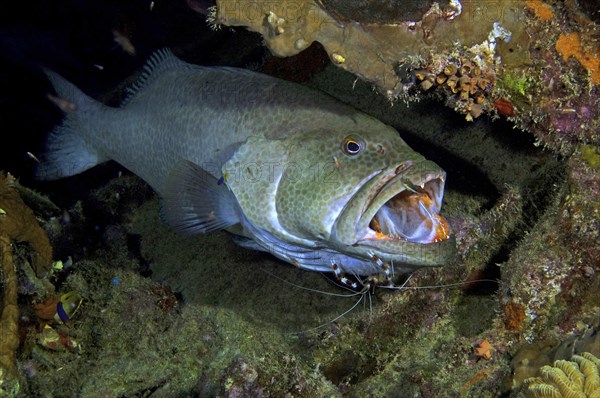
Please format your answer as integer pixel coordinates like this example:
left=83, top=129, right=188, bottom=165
left=37, top=49, right=455, bottom=278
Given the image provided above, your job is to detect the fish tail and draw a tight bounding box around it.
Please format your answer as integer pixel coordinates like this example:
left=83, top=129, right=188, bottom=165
left=36, top=70, right=107, bottom=180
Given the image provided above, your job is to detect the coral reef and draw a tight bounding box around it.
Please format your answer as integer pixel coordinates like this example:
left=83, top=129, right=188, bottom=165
left=9, top=55, right=598, bottom=398
left=0, top=174, right=52, bottom=278
left=555, top=33, right=600, bottom=86
left=503, top=0, right=600, bottom=155
left=498, top=148, right=600, bottom=342
left=212, top=0, right=524, bottom=98
left=0, top=173, right=53, bottom=396
left=1, top=1, right=599, bottom=395
left=318, top=0, right=449, bottom=24
left=0, top=229, right=20, bottom=397
left=211, top=0, right=524, bottom=122
left=520, top=352, right=600, bottom=398
left=414, top=56, right=496, bottom=121
left=6, top=104, right=599, bottom=396
left=212, top=0, right=599, bottom=152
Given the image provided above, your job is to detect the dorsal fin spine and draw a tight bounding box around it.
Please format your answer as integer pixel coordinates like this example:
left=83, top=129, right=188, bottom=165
left=121, top=48, right=191, bottom=105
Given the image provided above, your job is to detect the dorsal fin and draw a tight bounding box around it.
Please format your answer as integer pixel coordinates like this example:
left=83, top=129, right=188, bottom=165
left=121, top=49, right=192, bottom=105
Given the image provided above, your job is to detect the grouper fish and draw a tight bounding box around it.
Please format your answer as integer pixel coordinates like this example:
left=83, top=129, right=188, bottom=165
left=37, top=49, right=455, bottom=281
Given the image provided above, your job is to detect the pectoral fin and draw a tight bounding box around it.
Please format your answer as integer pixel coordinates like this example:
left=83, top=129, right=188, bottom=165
left=162, top=160, right=240, bottom=234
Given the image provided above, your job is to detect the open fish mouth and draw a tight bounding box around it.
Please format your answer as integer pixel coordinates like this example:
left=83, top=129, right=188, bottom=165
left=367, top=177, right=450, bottom=243
left=358, top=164, right=451, bottom=245
left=331, top=159, right=455, bottom=268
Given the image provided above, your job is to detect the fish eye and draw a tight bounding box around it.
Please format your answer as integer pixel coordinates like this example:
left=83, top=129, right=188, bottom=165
left=343, top=136, right=363, bottom=155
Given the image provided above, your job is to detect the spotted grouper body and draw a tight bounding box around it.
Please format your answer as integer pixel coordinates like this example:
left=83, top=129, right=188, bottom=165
left=38, top=50, right=455, bottom=280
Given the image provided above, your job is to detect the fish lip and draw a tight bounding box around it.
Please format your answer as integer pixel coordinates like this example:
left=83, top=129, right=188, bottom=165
left=354, top=162, right=451, bottom=248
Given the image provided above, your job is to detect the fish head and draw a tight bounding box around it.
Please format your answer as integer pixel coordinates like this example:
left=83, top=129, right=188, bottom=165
left=278, top=128, right=454, bottom=268
left=225, top=127, right=455, bottom=273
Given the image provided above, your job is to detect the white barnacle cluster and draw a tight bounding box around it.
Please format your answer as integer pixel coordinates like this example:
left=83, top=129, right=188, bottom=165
left=266, top=11, right=286, bottom=36
left=469, top=21, right=512, bottom=63
left=444, top=0, right=463, bottom=20
left=487, top=21, right=512, bottom=52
